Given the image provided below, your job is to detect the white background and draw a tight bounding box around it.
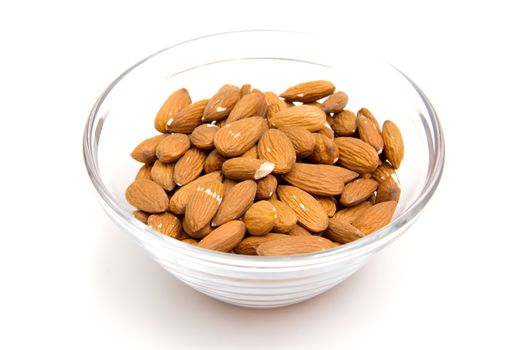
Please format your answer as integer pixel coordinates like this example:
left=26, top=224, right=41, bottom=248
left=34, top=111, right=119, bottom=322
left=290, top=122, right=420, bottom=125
left=1, top=1, right=524, bottom=349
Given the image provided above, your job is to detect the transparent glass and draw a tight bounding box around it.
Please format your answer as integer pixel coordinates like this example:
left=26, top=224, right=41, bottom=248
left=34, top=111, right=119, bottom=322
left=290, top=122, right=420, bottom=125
left=83, top=31, right=445, bottom=308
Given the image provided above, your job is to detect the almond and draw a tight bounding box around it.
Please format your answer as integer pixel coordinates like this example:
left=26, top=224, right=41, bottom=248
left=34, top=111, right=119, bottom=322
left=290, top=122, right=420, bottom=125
left=282, top=163, right=348, bottom=196
left=269, top=105, right=326, bottom=131
left=315, top=196, right=337, bottom=217
left=333, top=201, right=373, bottom=223
left=150, top=160, right=176, bottom=191
left=198, top=220, right=246, bottom=252
left=132, top=210, right=149, bottom=224
left=173, top=147, right=207, bottom=186
left=332, top=110, right=357, bottom=136
left=156, top=133, right=191, bottom=163
left=201, top=85, right=240, bottom=122
left=182, top=238, right=199, bottom=246
left=340, top=178, right=379, bottom=206
left=214, top=116, right=267, bottom=157
left=256, top=174, right=278, bottom=200
left=226, top=91, right=267, bottom=122
left=324, top=217, right=364, bottom=243
left=222, top=178, right=238, bottom=197
left=147, top=212, right=183, bottom=239
left=277, top=185, right=329, bottom=232
left=265, top=91, right=288, bottom=119
left=234, top=233, right=288, bottom=255
left=318, top=122, right=335, bottom=140
left=280, top=80, right=336, bottom=103
left=243, top=200, right=278, bottom=236
left=203, top=149, right=228, bottom=173
left=352, top=201, right=397, bottom=234
left=222, top=157, right=275, bottom=181
left=168, top=171, right=222, bottom=214
left=256, top=235, right=335, bottom=256
left=135, top=164, right=152, bottom=180
left=321, top=91, right=348, bottom=113
left=183, top=180, right=224, bottom=234
left=182, top=219, right=213, bottom=239
left=270, top=200, right=297, bottom=233
left=257, top=129, right=296, bottom=174
left=212, top=180, right=257, bottom=226
left=357, top=107, right=381, bottom=132
left=335, top=137, right=380, bottom=173
left=126, top=179, right=169, bottom=213
left=382, top=120, right=404, bottom=169
left=240, top=84, right=252, bottom=97
left=376, top=176, right=401, bottom=203
left=306, top=133, right=339, bottom=164
left=279, top=126, right=316, bottom=158
left=287, top=224, right=312, bottom=236
left=130, top=134, right=168, bottom=163
left=240, top=145, right=258, bottom=159
left=372, top=162, right=397, bottom=183
left=357, top=115, right=384, bottom=153
left=154, top=88, right=192, bottom=133
left=190, top=124, right=219, bottom=149
left=165, top=99, right=209, bottom=134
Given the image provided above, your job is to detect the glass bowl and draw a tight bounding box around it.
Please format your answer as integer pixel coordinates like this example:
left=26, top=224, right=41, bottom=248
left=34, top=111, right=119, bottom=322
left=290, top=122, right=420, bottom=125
left=83, top=31, right=444, bottom=308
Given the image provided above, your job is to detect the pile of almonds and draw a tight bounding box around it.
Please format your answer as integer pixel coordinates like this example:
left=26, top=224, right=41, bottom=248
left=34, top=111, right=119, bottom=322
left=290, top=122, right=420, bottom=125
left=125, top=80, right=404, bottom=256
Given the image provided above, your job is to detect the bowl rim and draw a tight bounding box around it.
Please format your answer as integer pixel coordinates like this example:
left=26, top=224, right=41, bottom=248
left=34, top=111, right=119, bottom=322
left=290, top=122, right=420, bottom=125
left=83, top=30, right=445, bottom=267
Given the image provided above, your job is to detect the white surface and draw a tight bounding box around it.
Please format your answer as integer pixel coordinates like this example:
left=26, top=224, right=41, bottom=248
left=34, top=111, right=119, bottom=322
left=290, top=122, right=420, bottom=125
left=0, top=1, right=524, bottom=349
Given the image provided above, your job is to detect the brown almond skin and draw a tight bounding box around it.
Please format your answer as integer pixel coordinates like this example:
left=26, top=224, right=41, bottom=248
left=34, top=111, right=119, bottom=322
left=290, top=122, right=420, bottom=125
left=190, top=124, right=219, bottom=149
left=198, top=220, right=246, bottom=252
left=130, top=134, right=168, bottom=163
left=265, top=91, right=288, bottom=119
left=277, top=186, right=329, bottom=232
left=306, top=133, right=339, bottom=165
left=372, top=162, right=397, bottom=183
left=204, top=149, right=228, bottom=174
left=324, top=217, right=364, bottom=244
left=150, top=160, right=176, bottom=191
left=226, top=91, right=267, bottom=123
left=240, top=84, right=252, bottom=97
left=156, top=134, right=191, bottom=163
left=287, top=224, right=312, bottom=236
left=234, top=233, right=288, bottom=255
left=382, top=120, right=404, bottom=169
left=279, top=80, right=336, bottom=103
left=256, top=174, right=278, bottom=200
left=335, top=137, right=380, bottom=173
left=154, top=88, right=192, bottom=133
left=168, top=172, right=222, bottom=215
left=222, top=178, right=238, bottom=197
left=173, top=147, right=207, bottom=186
left=352, top=201, right=397, bottom=234
left=282, top=163, right=347, bottom=196
left=182, top=219, right=213, bottom=239
left=269, top=105, right=326, bottom=131
left=376, top=176, right=401, bottom=203
left=126, top=179, right=169, bottom=213
left=257, top=129, right=296, bottom=174
left=332, top=110, right=357, bottom=136
left=202, top=84, right=241, bottom=122
left=340, top=178, right=379, bottom=206
left=241, top=145, right=258, bottom=159
left=147, top=212, right=183, bottom=239
left=165, top=99, right=209, bottom=134
left=279, top=126, right=316, bottom=158
left=135, top=164, right=152, bottom=180
left=214, top=116, right=267, bottom=157
left=183, top=180, right=224, bottom=234
left=243, top=200, right=278, bottom=236
left=321, top=91, right=348, bottom=113
left=182, top=238, right=199, bottom=246
left=318, top=123, right=335, bottom=140
left=357, top=115, right=384, bottom=153
left=212, top=180, right=257, bottom=227
left=333, top=201, right=373, bottom=223
left=357, top=107, right=381, bottom=132
left=256, top=235, right=335, bottom=256
left=315, top=196, right=337, bottom=217
left=132, top=210, right=149, bottom=224
left=222, top=158, right=275, bottom=181
left=270, top=200, right=298, bottom=233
